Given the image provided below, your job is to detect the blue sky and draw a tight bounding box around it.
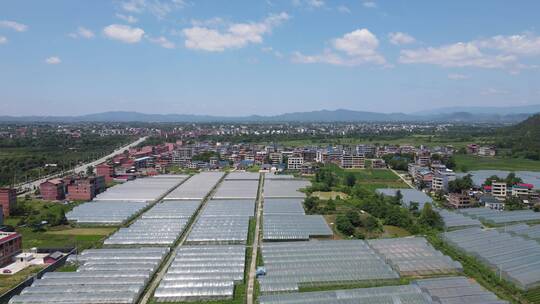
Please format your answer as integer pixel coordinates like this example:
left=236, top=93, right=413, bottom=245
left=1, top=0, right=540, bottom=116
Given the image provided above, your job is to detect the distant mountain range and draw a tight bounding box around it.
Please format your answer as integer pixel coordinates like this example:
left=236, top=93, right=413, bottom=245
left=1, top=105, right=539, bottom=123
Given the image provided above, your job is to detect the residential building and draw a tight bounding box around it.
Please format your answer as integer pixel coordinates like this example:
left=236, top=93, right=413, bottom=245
left=466, top=144, right=479, bottom=154
left=0, top=188, right=16, bottom=217
left=432, top=169, right=456, bottom=193
left=447, top=192, right=473, bottom=209
left=415, top=152, right=431, bottom=166
left=341, top=154, right=365, bottom=169
left=39, top=179, right=65, bottom=201
left=371, top=159, right=386, bottom=169
left=269, top=152, right=283, bottom=165
left=67, top=176, right=105, bottom=201
left=480, top=195, right=504, bottom=210
left=172, top=147, right=193, bottom=164
left=356, top=145, right=376, bottom=157
left=96, top=163, right=114, bottom=183
left=512, top=183, right=534, bottom=198
left=492, top=181, right=507, bottom=200
left=478, top=146, right=496, bottom=157
left=415, top=168, right=433, bottom=189
left=0, top=232, right=22, bottom=267
left=288, top=156, right=304, bottom=170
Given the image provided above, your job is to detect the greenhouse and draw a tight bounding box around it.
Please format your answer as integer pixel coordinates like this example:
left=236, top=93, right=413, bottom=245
left=415, top=276, right=509, bottom=304
left=258, top=240, right=399, bottom=293
left=225, top=172, right=260, bottom=180
left=154, top=245, right=246, bottom=302
left=501, top=223, right=540, bottom=240
left=258, top=282, right=433, bottom=304
left=10, top=247, right=168, bottom=304
left=368, top=237, right=462, bottom=277
left=436, top=209, right=482, bottom=230
left=141, top=200, right=201, bottom=219
left=263, top=215, right=333, bottom=241
left=66, top=200, right=149, bottom=225
left=186, top=200, right=254, bottom=244
left=264, top=173, right=295, bottom=180
left=457, top=208, right=540, bottom=225
left=264, top=180, right=310, bottom=198
left=375, top=188, right=433, bottom=209
left=94, top=175, right=186, bottom=202
left=264, top=199, right=306, bottom=216
left=443, top=227, right=540, bottom=290
left=164, top=172, right=225, bottom=200
left=213, top=180, right=259, bottom=199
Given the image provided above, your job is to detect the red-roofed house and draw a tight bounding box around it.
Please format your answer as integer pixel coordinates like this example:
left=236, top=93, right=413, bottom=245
left=512, top=183, right=534, bottom=197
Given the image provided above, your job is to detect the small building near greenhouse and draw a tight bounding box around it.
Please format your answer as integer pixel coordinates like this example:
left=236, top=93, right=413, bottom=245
left=447, top=192, right=473, bottom=209
left=0, top=188, right=16, bottom=217
left=479, top=195, right=504, bottom=210
left=512, top=183, right=534, bottom=198
left=67, top=176, right=106, bottom=201
left=491, top=182, right=507, bottom=200
left=39, top=178, right=65, bottom=201
left=44, top=251, right=63, bottom=264
left=0, top=232, right=22, bottom=267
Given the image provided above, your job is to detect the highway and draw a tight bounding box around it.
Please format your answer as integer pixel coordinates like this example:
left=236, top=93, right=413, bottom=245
left=16, top=136, right=147, bottom=193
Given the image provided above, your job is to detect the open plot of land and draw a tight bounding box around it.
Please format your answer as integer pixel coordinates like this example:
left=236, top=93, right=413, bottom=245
left=16, top=227, right=111, bottom=250
left=312, top=191, right=348, bottom=200
left=46, top=227, right=116, bottom=236
left=454, top=154, right=540, bottom=172
left=0, top=266, right=43, bottom=295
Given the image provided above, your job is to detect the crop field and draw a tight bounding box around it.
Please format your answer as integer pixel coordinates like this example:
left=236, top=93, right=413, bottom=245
left=454, top=154, right=540, bottom=172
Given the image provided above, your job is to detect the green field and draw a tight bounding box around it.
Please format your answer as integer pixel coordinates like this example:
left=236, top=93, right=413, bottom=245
left=0, top=266, right=43, bottom=295
left=454, top=154, right=540, bottom=172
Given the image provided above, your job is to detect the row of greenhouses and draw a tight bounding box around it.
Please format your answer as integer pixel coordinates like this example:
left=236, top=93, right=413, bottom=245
left=501, top=223, right=540, bottom=240
left=164, top=172, right=225, bottom=200
left=263, top=199, right=305, bottom=216
left=457, top=208, right=540, bottom=225
left=263, top=215, right=333, bottom=241
left=9, top=247, right=169, bottom=304
left=436, top=209, right=482, bottom=230
left=258, top=240, right=399, bottom=293
left=154, top=245, right=246, bottom=302
left=415, top=276, right=509, bottom=304
left=225, top=172, right=260, bottom=180
left=264, top=179, right=309, bottom=198
left=104, top=201, right=200, bottom=246
left=443, top=227, right=540, bottom=290
left=186, top=200, right=255, bottom=244
left=66, top=200, right=149, bottom=225
left=213, top=179, right=259, bottom=199
left=368, top=237, right=462, bottom=277
left=94, top=175, right=186, bottom=202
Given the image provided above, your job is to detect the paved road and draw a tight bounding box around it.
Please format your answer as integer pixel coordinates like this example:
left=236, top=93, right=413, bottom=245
left=246, top=173, right=264, bottom=304
left=390, top=168, right=415, bottom=189
left=17, top=136, right=147, bottom=193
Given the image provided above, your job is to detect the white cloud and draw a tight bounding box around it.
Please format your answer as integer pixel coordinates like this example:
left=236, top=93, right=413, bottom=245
left=448, top=73, right=469, bottom=80
left=293, top=28, right=386, bottom=66
left=103, top=24, right=145, bottom=43
left=183, top=12, right=289, bottom=52
left=0, top=20, right=28, bottom=32
left=307, top=0, right=324, bottom=8
left=148, top=36, right=175, bottom=49
left=363, top=1, right=377, bottom=8
left=116, top=13, right=138, bottom=23
left=474, top=33, right=540, bottom=56
left=0, top=36, right=7, bottom=44
left=45, top=56, right=61, bottom=65
left=337, top=5, right=351, bottom=13
left=69, top=27, right=95, bottom=39
left=262, top=46, right=283, bottom=58
left=400, top=42, right=517, bottom=69
left=120, top=0, right=187, bottom=18
left=388, top=32, right=415, bottom=45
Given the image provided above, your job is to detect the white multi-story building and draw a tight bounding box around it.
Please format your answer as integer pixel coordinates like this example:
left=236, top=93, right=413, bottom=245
left=492, top=182, right=507, bottom=200
left=432, top=169, right=456, bottom=192
left=288, top=157, right=304, bottom=170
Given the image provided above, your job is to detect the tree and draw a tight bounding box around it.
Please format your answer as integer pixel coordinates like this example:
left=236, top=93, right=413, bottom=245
left=505, top=173, right=523, bottom=187
left=483, top=175, right=503, bottom=186
left=409, top=202, right=420, bottom=213
left=505, top=196, right=524, bottom=211
left=444, top=156, right=456, bottom=170
left=345, top=173, right=357, bottom=187
left=364, top=215, right=382, bottom=232
left=418, top=203, right=444, bottom=230
left=304, top=196, right=319, bottom=213
left=86, top=165, right=94, bottom=176
left=448, top=175, right=473, bottom=193
left=346, top=211, right=362, bottom=227
left=336, top=215, right=355, bottom=236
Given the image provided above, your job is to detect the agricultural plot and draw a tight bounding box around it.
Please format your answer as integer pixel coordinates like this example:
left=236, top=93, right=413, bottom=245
left=213, top=180, right=259, bottom=200
left=66, top=201, right=149, bottom=225
left=437, top=209, right=482, bottom=230
left=258, top=240, right=398, bottom=293
left=263, top=199, right=305, bottom=216
left=415, top=276, right=509, bottom=304
left=9, top=247, right=168, bottom=304
left=443, top=227, right=540, bottom=290
left=94, top=175, right=186, bottom=202
left=368, top=237, right=463, bottom=277
left=263, top=215, right=333, bottom=241
left=154, top=245, right=246, bottom=302
left=502, top=223, right=540, bottom=240
left=264, top=180, right=310, bottom=198
left=164, top=172, right=225, bottom=200
left=225, top=172, right=260, bottom=180
left=104, top=201, right=200, bottom=246
left=457, top=208, right=540, bottom=225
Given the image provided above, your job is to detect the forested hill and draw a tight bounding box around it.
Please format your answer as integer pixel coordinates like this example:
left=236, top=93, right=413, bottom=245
left=497, top=114, right=540, bottom=160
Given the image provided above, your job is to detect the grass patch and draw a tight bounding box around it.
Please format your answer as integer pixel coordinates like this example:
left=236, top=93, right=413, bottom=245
left=312, top=191, right=349, bottom=200
left=46, top=227, right=115, bottom=236
left=0, top=265, right=43, bottom=295
left=381, top=225, right=411, bottom=238
left=454, top=154, right=540, bottom=172
left=16, top=227, right=108, bottom=250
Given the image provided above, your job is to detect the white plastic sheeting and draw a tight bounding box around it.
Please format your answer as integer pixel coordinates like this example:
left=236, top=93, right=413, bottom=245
left=225, top=172, right=260, bottom=180
left=264, top=199, right=305, bottom=216
left=154, top=245, right=246, bottom=302
left=186, top=200, right=255, bottom=244
left=263, top=215, right=333, bottom=241
left=258, top=284, right=434, bottom=304
left=415, top=276, right=509, bottom=304
left=457, top=208, right=540, bottom=225
left=213, top=180, right=259, bottom=200
left=368, top=237, right=462, bottom=276
left=264, top=180, right=310, bottom=198
left=437, top=209, right=482, bottom=230
left=66, top=201, right=149, bottom=225
left=164, top=172, right=225, bottom=200
left=258, top=240, right=399, bottom=293
left=10, top=247, right=168, bottom=304
left=94, top=175, right=186, bottom=202
left=376, top=188, right=433, bottom=209
left=443, top=227, right=540, bottom=290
